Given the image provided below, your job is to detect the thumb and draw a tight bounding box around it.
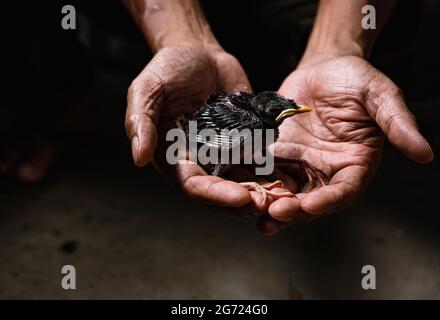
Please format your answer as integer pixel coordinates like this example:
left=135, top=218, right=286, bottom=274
left=125, top=71, right=165, bottom=167
left=366, top=75, right=434, bottom=163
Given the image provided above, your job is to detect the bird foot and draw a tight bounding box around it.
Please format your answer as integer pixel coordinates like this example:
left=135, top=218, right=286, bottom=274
left=239, top=180, right=294, bottom=208
left=274, top=157, right=328, bottom=191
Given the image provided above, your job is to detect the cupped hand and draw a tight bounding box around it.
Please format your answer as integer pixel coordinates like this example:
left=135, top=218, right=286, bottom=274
left=259, top=55, right=434, bottom=234
left=126, top=44, right=265, bottom=209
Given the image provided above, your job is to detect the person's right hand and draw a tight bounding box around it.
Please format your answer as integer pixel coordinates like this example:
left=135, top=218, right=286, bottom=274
left=125, top=44, right=259, bottom=208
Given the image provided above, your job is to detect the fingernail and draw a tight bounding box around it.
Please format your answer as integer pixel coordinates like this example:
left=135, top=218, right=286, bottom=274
left=131, top=136, right=139, bottom=165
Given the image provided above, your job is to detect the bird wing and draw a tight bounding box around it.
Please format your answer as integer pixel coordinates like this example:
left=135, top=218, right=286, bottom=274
left=191, top=96, right=264, bottom=150
left=206, top=91, right=256, bottom=112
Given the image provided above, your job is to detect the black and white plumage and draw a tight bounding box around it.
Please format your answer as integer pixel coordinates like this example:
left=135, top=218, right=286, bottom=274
left=176, top=91, right=311, bottom=176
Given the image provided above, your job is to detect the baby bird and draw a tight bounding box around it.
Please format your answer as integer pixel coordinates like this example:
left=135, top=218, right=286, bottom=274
left=176, top=91, right=327, bottom=205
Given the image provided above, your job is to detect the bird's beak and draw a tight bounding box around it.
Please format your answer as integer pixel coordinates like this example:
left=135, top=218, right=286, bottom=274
left=275, top=104, right=312, bottom=123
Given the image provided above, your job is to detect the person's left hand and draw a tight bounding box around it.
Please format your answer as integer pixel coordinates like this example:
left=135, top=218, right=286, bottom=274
left=258, top=55, right=434, bottom=234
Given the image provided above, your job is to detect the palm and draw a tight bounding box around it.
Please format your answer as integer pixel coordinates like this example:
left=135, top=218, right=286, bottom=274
left=133, top=46, right=249, bottom=119
left=263, top=56, right=389, bottom=225
left=127, top=45, right=259, bottom=208
left=254, top=55, right=433, bottom=234
left=152, top=46, right=251, bottom=140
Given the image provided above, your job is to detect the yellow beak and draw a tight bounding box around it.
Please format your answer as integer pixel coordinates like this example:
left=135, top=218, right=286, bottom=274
left=275, top=104, right=312, bottom=123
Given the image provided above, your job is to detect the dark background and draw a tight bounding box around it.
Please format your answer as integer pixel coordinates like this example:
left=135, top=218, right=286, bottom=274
left=0, top=0, right=439, bottom=299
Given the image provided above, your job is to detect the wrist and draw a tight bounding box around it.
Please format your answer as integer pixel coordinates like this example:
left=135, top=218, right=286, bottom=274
left=155, top=32, right=222, bottom=53
left=298, top=39, right=366, bottom=68
left=297, top=0, right=385, bottom=68
left=125, top=0, right=221, bottom=54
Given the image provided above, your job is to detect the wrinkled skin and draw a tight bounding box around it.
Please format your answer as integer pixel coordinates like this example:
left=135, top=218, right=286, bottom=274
left=260, top=55, right=433, bottom=234
left=126, top=45, right=261, bottom=208
left=126, top=48, right=434, bottom=235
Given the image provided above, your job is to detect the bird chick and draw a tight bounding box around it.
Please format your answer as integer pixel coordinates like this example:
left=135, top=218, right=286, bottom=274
left=176, top=91, right=327, bottom=206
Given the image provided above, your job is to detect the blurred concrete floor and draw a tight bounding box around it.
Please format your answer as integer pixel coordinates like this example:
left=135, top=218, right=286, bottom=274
left=0, top=68, right=439, bottom=299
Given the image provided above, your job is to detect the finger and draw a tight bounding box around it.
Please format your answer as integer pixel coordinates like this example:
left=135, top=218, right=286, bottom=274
left=300, top=165, right=369, bottom=215
left=175, top=160, right=251, bottom=207
left=268, top=197, right=305, bottom=222
left=223, top=167, right=267, bottom=211
left=224, top=166, right=294, bottom=212
left=223, top=167, right=269, bottom=211
left=366, top=76, right=434, bottom=163
left=125, top=65, right=164, bottom=167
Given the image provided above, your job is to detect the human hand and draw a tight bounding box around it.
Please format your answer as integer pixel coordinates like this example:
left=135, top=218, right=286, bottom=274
left=125, top=0, right=298, bottom=216
left=258, top=55, right=434, bottom=234
left=125, top=43, right=265, bottom=208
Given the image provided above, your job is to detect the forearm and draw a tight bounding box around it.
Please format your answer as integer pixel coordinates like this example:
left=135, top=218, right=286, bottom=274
left=301, top=0, right=397, bottom=64
left=123, top=0, right=220, bottom=53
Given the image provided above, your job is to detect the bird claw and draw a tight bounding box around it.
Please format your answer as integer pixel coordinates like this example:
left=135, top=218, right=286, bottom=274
left=273, top=157, right=328, bottom=191
left=240, top=180, right=294, bottom=208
